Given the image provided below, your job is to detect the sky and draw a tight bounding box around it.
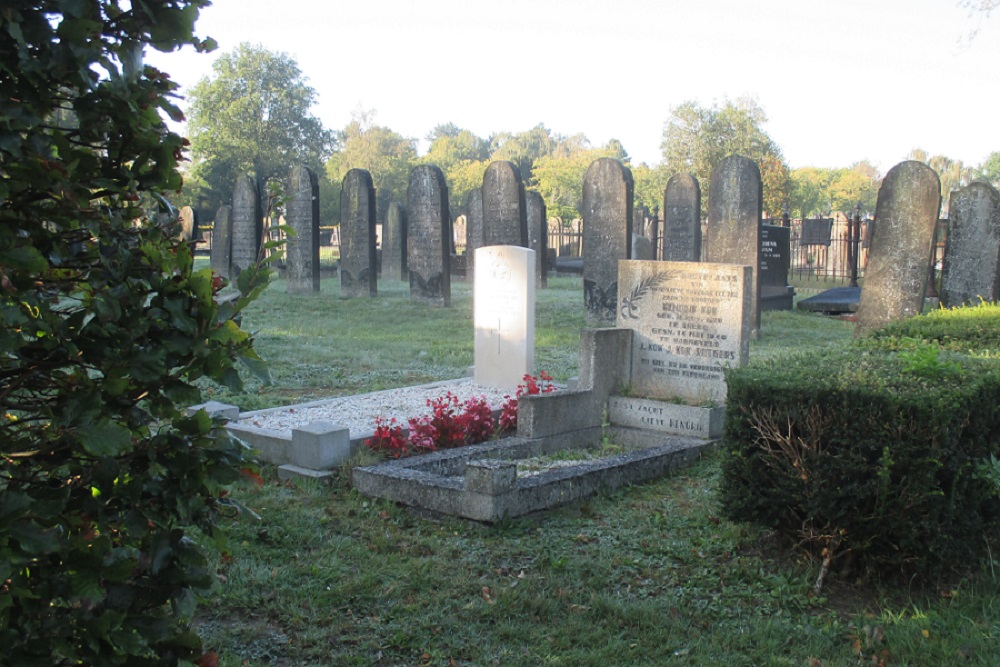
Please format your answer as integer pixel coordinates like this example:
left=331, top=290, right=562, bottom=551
left=145, top=0, right=1000, bottom=175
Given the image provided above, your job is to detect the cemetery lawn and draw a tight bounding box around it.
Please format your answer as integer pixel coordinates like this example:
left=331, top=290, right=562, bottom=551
left=199, top=271, right=1000, bottom=666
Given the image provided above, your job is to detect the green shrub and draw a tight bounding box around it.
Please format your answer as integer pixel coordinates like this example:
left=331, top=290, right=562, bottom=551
left=861, top=300, right=1000, bottom=356
left=720, top=343, right=1000, bottom=577
left=1, top=3, right=273, bottom=665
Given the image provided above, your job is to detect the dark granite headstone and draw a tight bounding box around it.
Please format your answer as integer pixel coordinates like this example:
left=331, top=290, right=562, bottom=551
left=231, top=174, right=262, bottom=276
left=707, top=155, right=762, bottom=336
left=465, top=187, right=484, bottom=277
left=406, top=165, right=451, bottom=307
left=285, top=165, right=320, bottom=294
left=856, top=161, right=941, bottom=330
left=582, top=157, right=634, bottom=325
left=339, top=169, right=378, bottom=298
left=759, top=224, right=794, bottom=310
left=526, top=190, right=548, bottom=288
left=940, top=182, right=1000, bottom=307
left=382, top=202, right=407, bottom=281
left=210, top=205, right=233, bottom=280
left=663, top=173, right=701, bottom=262
left=178, top=206, right=197, bottom=241
left=482, top=161, right=527, bottom=247
left=800, top=218, right=834, bottom=246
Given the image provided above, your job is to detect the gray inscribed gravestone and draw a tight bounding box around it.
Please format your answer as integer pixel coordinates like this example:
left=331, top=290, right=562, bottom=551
left=526, top=190, right=548, bottom=288
left=618, top=260, right=751, bottom=405
left=631, top=235, right=654, bottom=260
left=706, top=155, right=762, bottom=336
left=482, top=161, right=527, bottom=247
left=406, top=165, right=452, bottom=307
left=285, top=165, right=320, bottom=294
left=583, top=157, right=634, bottom=325
left=759, top=224, right=793, bottom=310
left=210, top=204, right=232, bottom=280
left=473, top=245, right=536, bottom=390
left=801, top=218, right=834, bottom=246
left=339, top=168, right=378, bottom=298
left=940, top=182, right=1000, bottom=307
left=464, top=187, right=484, bottom=278
left=663, top=173, right=701, bottom=262
left=856, top=161, right=941, bottom=330
left=231, top=174, right=262, bottom=276
left=382, top=202, right=407, bottom=281
left=178, top=205, right=197, bottom=241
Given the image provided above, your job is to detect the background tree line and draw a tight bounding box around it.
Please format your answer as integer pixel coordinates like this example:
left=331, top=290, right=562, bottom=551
left=181, top=43, right=1000, bottom=229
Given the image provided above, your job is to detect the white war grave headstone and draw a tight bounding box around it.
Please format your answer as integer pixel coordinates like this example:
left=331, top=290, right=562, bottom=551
left=473, top=245, right=536, bottom=390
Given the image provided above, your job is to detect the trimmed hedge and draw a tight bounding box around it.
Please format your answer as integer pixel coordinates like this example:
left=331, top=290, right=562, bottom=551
left=720, top=305, right=1000, bottom=576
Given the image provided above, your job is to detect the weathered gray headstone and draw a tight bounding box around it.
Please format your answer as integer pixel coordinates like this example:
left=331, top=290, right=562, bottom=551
left=801, top=218, right=834, bottom=246
left=583, top=157, right=634, bottom=325
left=759, top=224, right=793, bottom=310
left=339, top=169, right=378, bottom=298
left=474, top=245, right=535, bottom=390
left=631, top=235, right=654, bottom=260
left=618, top=260, right=751, bottom=404
left=285, top=165, right=320, bottom=294
left=856, top=161, right=941, bottom=330
left=663, top=173, right=701, bottom=262
left=481, top=161, right=527, bottom=247
left=465, top=188, right=484, bottom=276
left=526, top=190, right=548, bottom=288
left=178, top=205, right=197, bottom=242
left=940, top=182, right=1000, bottom=307
left=210, top=205, right=233, bottom=280
left=706, top=155, right=762, bottom=336
left=231, top=174, right=262, bottom=276
left=406, top=165, right=451, bottom=307
left=382, top=202, right=407, bottom=281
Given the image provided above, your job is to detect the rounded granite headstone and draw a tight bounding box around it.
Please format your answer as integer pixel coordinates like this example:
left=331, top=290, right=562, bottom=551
left=482, top=161, right=527, bottom=247
left=707, top=155, right=762, bottom=336
left=663, top=173, right=701, bottom=262
left=210, top=204, right=233, bottom=280
left=285, top=165, right=320, bottom=294
left=940, top=182, right=1000, bottom=307
left=339, top=168, right=378, bottom=298
left=582, top=157, right=634, bottom=325
left=406, top=164, right=452, bottom=307
left=382, top=202, right=408, bottom=282
left=526, top=190, right=548, bottom=288
left=231, top=174, right=262, bottom=277
left=856, top=160, right=941, bottom=330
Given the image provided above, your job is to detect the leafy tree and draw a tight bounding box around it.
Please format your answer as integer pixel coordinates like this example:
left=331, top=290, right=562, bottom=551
left=973, top=151, right=1000, bottom=188
left=0, top=2, right=273, bottom=664
left=789, top=167, right=835, bottom=218
left=325, top=108, right=417, bottom=221
left=530, top=138, right=624, bottom=220
left=660, top=97, right=791, bottom=217
left=186, top=43, right=333, bottom=212
left=908, top=149, right=972, bottom=214
left=790, top=163, right=879, bottom=219
left=489, top=124, right=559, bottom=182
left=631, top=163, right=670, bottom=216
left=421, top=124, right=489, bottom=214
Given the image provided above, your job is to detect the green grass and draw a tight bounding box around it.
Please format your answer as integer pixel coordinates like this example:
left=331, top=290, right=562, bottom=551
left=198, top=268, right=1000, bottom=666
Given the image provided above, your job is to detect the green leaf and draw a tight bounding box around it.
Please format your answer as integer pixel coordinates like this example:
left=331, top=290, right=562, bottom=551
left=78, top=421, right=133, bottom=457
left=9, top=520, right=62, bottom=554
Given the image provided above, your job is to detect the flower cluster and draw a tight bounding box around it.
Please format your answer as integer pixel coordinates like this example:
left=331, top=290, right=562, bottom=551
left=499, top=372, right=557, bottom=432
left=364, top=374, right=557, bottom=459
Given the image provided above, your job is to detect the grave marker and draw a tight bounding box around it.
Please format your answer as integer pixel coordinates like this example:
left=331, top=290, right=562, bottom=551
left=178, top=205, right=197, bottom=241
left=231, top=174, right=262, bottom=275
left=382, top=202, right=408, bottom=281
left=473, top=245, right=535, bottom=390
left=406, top=165, right=452, bottom=306
left=210, top=204, right=232, bottom=280
left=285, top=165, right=321, bottom=294
left=481, top=161, right=527, bottom=247
left=339, top=168, right=378, bottom=298
left=759, top=224, right=794, bottom=310
left=940, top=182, right=1000, bottom=307
left=617, top=260, right=751, bottom=404
left=465, top=187, right=484, bottom=275
left=663, top=173, right=701, bottom=262
left=706, top=155, right=762, bottom=335
left=583, top=157, right=633, bottom=324
left=526, top=190, right=548, bottom=288
left=856, top=161, right=941, bottom=330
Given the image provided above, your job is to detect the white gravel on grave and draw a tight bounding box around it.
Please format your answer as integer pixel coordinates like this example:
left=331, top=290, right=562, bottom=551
left=236, top=379, right=517, bottom=438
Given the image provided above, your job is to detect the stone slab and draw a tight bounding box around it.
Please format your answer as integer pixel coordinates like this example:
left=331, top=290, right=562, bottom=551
left=796, top=286, right=861, bottom=313
left=607, top=396, right=724, bottom=438
left=473, top=245, right=535, bottom=390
